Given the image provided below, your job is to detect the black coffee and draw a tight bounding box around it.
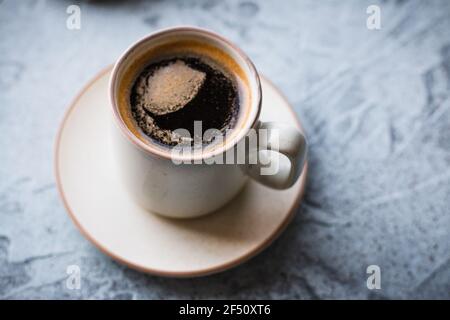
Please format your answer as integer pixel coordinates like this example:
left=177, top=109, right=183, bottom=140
left=130, top=56, right=239, bottom=146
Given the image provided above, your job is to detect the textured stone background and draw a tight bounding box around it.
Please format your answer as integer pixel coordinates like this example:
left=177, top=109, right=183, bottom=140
left=1, top=0, right=449, bottom=299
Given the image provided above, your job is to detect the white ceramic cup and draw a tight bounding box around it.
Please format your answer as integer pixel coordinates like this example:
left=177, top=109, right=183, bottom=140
left=109, top=26, right=307, bottom=218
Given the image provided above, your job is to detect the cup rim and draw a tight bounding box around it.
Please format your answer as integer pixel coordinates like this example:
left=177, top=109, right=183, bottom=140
left=109, top=26, right=262, bottom=161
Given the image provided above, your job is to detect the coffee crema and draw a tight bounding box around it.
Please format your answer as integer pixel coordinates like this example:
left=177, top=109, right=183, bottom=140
left=130, top=55, right=239, bottom=146
left=117, top=39, right=251, bottom=150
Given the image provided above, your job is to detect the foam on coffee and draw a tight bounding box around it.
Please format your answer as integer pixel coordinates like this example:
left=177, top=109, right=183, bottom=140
left=138, top=60, right=206, bottom=116
left=117, top=39, right=252, bottom=151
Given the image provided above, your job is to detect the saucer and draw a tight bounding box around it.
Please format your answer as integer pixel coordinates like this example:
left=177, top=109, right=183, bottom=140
left=55, top=66, right=308, bottom=277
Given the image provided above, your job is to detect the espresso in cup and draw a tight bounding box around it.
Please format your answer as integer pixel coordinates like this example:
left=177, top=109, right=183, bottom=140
left=110, top=27, right=307, bottom=217
left=118, top=39, right=251, bottom=148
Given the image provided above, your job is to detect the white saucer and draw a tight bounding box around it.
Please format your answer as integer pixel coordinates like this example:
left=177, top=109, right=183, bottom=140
left=55, top=66, right=308, bottom=277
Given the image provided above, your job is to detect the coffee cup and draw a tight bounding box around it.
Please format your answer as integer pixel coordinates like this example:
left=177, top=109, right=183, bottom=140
left=109, top=26, right=307, bottom=218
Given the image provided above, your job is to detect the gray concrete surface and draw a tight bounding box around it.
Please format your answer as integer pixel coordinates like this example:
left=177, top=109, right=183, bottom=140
left=0, top=0, right=449, bottom=299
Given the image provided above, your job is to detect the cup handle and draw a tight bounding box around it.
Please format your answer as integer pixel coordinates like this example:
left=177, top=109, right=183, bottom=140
left=243, top=121, right=308, bottom=189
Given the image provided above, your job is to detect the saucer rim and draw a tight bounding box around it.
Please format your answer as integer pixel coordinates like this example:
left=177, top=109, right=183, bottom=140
left=54, top=65, right=308, bottom=278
